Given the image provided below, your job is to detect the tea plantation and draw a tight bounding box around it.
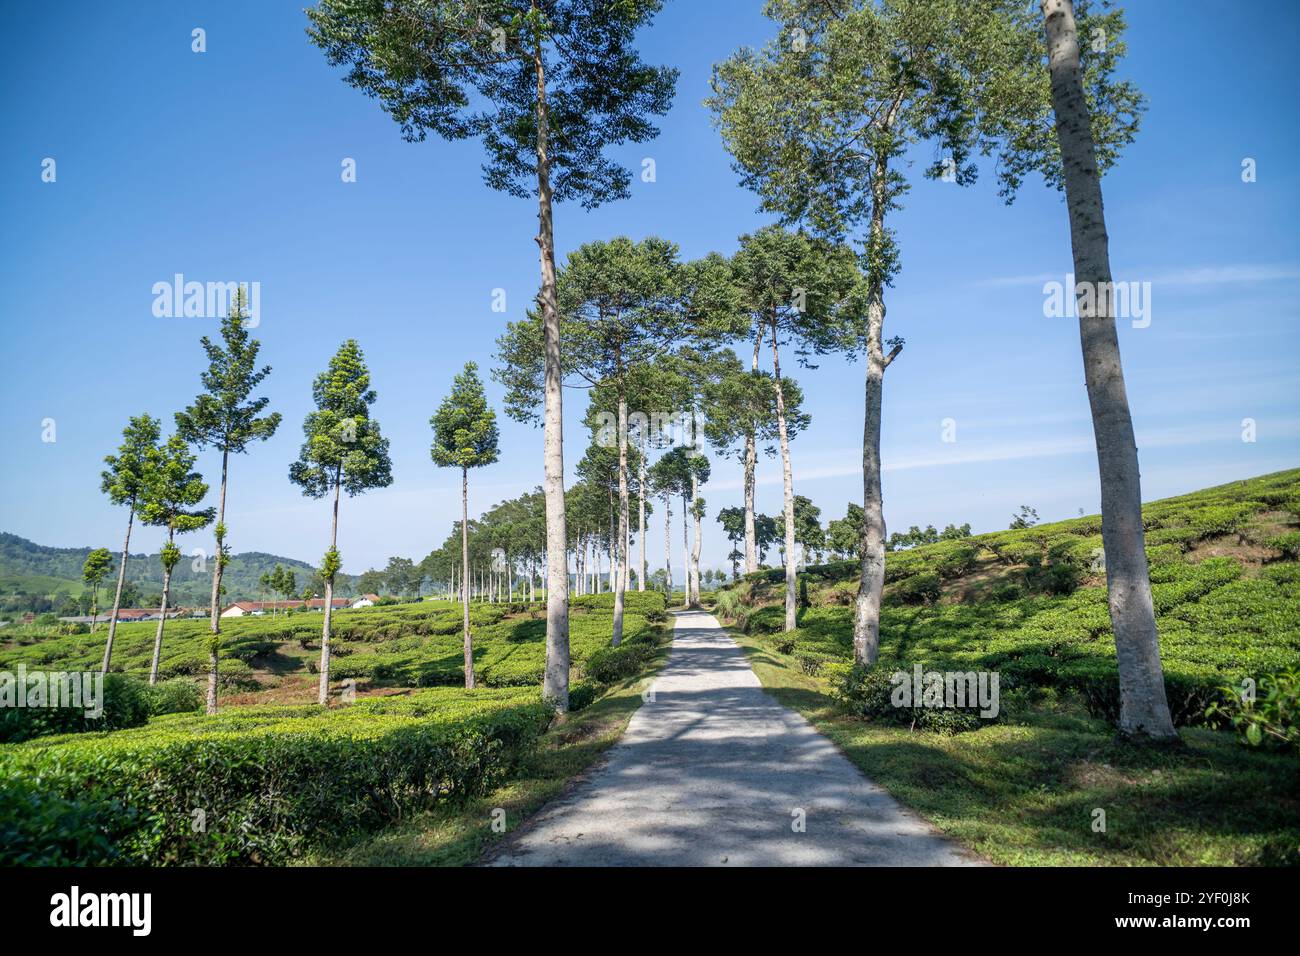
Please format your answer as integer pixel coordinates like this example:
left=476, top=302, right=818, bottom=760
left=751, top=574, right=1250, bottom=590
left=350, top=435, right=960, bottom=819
left=0, top=591, right=669, bottom=864
left=722, top=468, right=1300, bottom=732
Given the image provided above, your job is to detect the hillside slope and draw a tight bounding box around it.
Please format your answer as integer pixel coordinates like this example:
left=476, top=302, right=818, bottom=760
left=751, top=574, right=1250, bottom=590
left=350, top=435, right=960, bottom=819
left=0, top=532, right=357, bottom=609
left=724, top=468, right=1300, bottom=724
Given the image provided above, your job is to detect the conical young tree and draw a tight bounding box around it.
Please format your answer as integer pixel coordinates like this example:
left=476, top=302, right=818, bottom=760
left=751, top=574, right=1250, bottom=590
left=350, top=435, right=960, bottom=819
left=175, top=288, right=281, bottom=712
left=99, top=414, right=162, bottom=673
left=430, top=362, right=500, bottom=689
left=308, top=0, right=676, bottom=716
left=81, top=548, right=112, bottom=632
left=289, top=340, right=393, bottom=705
left=140, top=434, right=216, bottom=685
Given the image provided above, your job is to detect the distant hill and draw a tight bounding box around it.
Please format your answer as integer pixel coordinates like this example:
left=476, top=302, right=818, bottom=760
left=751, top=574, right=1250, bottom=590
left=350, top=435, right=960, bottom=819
left=0, top=532, right=358, bottom=609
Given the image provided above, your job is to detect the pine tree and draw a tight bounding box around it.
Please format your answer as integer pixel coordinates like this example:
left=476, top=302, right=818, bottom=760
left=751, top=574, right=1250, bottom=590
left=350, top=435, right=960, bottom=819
left=430, top=362, right=500, bottom=689
left=289, top=340, right=393, bottom=705
left=175, top=288, right=280, bottom=712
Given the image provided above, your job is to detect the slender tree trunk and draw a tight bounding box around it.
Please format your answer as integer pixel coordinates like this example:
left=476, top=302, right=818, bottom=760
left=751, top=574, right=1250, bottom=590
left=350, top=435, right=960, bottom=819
left=150, top=529, right=175, bottom=686
left=681, top=494, right=690, bottom=610
left=638, top=442, right=647, bottom=591
left=744, top=329, right=761, bottom=573
left=534, top=42, right=569, bottom=713
left=461, top=466, right=475, bottom=688
left=612, top=380, right=629, bottom=645
left=852, top=147, right=896, bottom=666
left=663, top=497, right=673, bottom=594
left=317, top=470, right=342, bottom=706
left=89, top=585, right=98, bottom=633
left=101, top=504, right=135, bottom=674
left=205, top=449, right=229, bottom=714
left=690, top=472, right=703, bottom=607
left=770, top=319, right=797, bottom=632
left=1041, top=0, right=1174, bottom=738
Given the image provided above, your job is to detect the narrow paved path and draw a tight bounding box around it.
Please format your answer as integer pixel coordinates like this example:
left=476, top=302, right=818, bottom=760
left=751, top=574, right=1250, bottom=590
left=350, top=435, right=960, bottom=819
left=486, top=610, right=982, bottom=866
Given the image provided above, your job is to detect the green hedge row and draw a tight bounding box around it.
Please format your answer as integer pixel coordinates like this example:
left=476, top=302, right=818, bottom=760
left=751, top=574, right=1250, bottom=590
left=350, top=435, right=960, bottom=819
left=0, top=688, right=551, bottom=865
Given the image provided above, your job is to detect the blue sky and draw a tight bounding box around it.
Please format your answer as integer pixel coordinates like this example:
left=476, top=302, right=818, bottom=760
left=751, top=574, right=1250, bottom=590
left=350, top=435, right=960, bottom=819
left=1, top=0, right=1297, bottom=576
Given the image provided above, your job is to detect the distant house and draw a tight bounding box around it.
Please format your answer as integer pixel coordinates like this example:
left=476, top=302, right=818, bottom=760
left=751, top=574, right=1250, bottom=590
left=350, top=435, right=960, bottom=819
left=350, top=594, right=382, bottom=609
left=221, top=598, right=349, bottom=618
left=112, top=608, right=156, bottom=622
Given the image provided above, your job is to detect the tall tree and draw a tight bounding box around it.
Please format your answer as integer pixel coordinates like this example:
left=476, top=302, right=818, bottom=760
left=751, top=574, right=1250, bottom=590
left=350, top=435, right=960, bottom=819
left=176, top=288, right=280, bottom=712
left=775, top=494, right=824, bottom=569
left=724, top=226, right=857, bottom=630
left=289, top=340, right=393, bottom=705
left=557, top=238, right=704, bottom=641
left=981, top=0, right=1171, bottom=737
left=140, top=435, right=215, bottom=685
left=81, top=548, right=112, bottom=632
left=649, top=446, right=710, bottom=607
left=430, top=361, right=501, bottom=688
left=710, top=0, right=1034, bottom=657
left=716, top=506, right=746, bottom=580
left=702, top=349, right=809, bottom=576
left=308, top=0, right=676, bottom=715
left=99, top=414, right=161, bottom=673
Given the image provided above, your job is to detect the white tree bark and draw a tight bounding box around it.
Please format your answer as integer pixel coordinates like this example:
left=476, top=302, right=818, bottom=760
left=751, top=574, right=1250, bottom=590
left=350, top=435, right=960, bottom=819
left=743, top=330, right=761, bottom=574
left=205, top=449, right=228, bottom=714
left=100, top=504, right=134, bottom=674
left=535, top=45, right=569, bottom=713
left=317, top=470, right=341, bottom=706
left=769, top=319, right=797, bottom=632
left=1041, top=0, right=1175, bottom=738
left=612, top=386, right=629, bottom=645
left=461, top=466, right=475, bottom=688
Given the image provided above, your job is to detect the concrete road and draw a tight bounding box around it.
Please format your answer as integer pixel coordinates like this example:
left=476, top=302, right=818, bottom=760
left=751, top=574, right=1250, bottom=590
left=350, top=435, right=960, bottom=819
left=485, top=609, right=983, bottom=866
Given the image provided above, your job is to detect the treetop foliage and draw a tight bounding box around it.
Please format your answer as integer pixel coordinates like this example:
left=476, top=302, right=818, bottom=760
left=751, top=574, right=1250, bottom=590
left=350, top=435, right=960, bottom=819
left=306, top=0, right=678, bottom=209
left=289, top=340, right=394, bottom=498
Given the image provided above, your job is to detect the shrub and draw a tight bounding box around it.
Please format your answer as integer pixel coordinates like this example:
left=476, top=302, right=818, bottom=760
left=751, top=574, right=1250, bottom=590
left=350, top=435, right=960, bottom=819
left=567, top=681, right=599, bottom=712
left=0, top=688, right=551, bottom=865
left=889, top=573, right=941, bottom=605
left=0, top=672, right=152, bottom=743
left=712, top=588, right=743, bottom=621
left=797, top=653, right=831, bottom=676
left=1022, top=553, right=1081, bottom=596
left=1205, top=669, right=1299, bottom=753
left=771, top=633, right=797, bottom=654
left=1269, top=532, right=1300, bottom=561
left=584, top=643, right=655, bottom=685
left=147, top=678, right=202, bottom=716
left=836, top=663, right=995, bottom=735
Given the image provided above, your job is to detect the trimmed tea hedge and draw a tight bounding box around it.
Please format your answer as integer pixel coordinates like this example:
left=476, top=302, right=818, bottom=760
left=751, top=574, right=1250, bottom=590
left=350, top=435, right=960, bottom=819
left=0, top=687, right=551, bottom=865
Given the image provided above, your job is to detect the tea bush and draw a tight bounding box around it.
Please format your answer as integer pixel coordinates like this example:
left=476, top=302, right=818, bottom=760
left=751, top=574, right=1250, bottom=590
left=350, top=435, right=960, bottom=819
left=0, top=687, right=551, bottom=865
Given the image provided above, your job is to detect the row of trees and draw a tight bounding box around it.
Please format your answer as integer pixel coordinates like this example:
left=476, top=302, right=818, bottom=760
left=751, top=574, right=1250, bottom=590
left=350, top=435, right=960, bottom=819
left=306, top=0, right=1177, bottom=737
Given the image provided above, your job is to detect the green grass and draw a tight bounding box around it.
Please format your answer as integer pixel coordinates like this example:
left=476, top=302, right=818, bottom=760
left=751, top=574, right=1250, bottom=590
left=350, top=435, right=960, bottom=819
left=733, top=629, right=1300, bottom=866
